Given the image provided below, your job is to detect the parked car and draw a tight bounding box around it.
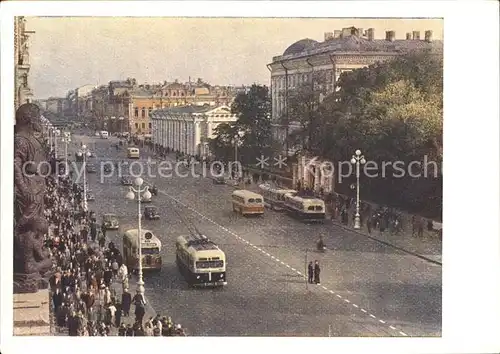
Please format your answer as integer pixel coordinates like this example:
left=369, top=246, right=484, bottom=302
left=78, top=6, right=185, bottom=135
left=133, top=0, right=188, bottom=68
left=143, top=206, right=160, bottom=220
left=213, top=176, right=226, bottom=184
left=102, top=213, right=119, bottom=230
left=86, top=191, right=95, bottom=201
left=121, top=176, right=133, bottom=185
left=86, top=164, right=97, bottom=173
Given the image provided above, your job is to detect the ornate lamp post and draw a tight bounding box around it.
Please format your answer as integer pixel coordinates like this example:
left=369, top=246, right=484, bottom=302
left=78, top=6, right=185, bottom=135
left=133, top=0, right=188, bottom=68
left=81, top=144, right=92, bottom=211
left=61, top=132, right=71, bottom=174
left=125, top=177, right=152, bottom=296
left=232, top=131, right=244, bottom=180
left=54, top=129, right=61, bottom=159
left=350, top=149, right=366, bottom=229
left=119, top=116, right=124, bottom=134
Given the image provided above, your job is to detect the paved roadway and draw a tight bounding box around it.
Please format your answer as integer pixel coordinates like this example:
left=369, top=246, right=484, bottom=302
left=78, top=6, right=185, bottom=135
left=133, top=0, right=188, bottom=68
left=67, top=132, right=441, bottom=337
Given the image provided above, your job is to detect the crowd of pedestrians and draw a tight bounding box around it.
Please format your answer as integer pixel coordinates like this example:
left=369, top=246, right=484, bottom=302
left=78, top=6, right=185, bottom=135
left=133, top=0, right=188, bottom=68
left=44, top=170, right=186, bottom=336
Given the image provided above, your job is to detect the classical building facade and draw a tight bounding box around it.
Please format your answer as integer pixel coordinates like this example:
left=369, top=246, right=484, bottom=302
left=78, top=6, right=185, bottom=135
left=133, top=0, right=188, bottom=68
left=269, top=26, right=443, bottom=193
left=151, top=105, right=238, bottom=157
left=14, top=16, right=34, bottom=111
left=268, top=26, right=443, bottom=150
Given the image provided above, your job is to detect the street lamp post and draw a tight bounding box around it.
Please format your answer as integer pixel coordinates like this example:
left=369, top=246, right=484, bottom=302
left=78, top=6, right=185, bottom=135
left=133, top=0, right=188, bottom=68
left=81, top=144, right=92, bottom=211
left=350, top=149, right=366, bottom=230
left=62, top=132, right=71, bottom=176
left=125, top=177, right=152, bottom=296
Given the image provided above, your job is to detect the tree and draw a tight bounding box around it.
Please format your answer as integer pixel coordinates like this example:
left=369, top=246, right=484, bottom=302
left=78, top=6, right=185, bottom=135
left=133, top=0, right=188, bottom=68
left=295, top=51, right=443, bottom=217
left=208, top=123, right=237, bottom=162
left=230, top=84, right=272, bottom=164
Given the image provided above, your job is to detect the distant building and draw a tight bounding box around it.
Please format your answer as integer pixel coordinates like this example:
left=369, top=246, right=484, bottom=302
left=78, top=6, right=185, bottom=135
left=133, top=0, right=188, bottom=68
left=14, top=16, right=35, bottom=111
left=151, top=105, right=238, bottom=157
left=268, top=26, right=443, bottom=151
left=80, top=78, right=239, bottom=135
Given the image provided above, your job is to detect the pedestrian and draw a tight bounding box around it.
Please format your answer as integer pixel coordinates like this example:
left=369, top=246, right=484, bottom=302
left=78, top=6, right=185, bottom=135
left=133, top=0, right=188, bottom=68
left=307, top=261, right=314, bottom=284
left=133, top=291, right=146, bottom=324
left=367, top=216, right=372, bottom=234
left=121, top=288, right=132, bottom=316
left=314, top=260, right=321, bottom=285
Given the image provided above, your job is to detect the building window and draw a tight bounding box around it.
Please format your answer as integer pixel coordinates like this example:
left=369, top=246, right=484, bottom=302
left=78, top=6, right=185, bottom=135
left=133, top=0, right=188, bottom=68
left=149, top=123, right=152, bottom=129
left=142, top=123, right=145, bottom=129
left=135, top=123, right=138, bottom=129
left=181, top=92, right=184, bottom=96
left=134, top=107, right=139, bottom=117
left=148, top=107, right=153, bottom=116
left=141, top=108, right=146, bottom=118
left=173, top=92, right=176, bottom=97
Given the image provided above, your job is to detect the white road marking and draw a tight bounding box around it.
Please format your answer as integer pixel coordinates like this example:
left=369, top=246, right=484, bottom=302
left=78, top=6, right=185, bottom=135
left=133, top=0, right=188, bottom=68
left=152, top=185, right=409, bottom=336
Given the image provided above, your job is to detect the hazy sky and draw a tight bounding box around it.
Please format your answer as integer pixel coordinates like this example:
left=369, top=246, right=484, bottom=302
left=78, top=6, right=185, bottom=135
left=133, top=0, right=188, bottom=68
left=26, top=17, right=443, bottom=99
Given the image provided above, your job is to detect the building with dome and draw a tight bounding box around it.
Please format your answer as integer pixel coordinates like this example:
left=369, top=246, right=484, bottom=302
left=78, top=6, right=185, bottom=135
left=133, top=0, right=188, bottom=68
left=267, top=26, right=443, bottom=154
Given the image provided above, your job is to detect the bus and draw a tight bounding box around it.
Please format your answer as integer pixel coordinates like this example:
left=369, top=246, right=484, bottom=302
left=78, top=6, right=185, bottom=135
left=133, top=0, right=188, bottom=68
left=100, top=131, right=109, bottom=139
left=175, top=234, right=227, bottom=287
left=283, top=194, right=326, bottom=222
left=127, top=147, right=140, bottom=159
left=231, top=190, right=265, bottom=216
left=122, top=229, right=162, bottom=271
left=258, top=183, right=297, bottom=211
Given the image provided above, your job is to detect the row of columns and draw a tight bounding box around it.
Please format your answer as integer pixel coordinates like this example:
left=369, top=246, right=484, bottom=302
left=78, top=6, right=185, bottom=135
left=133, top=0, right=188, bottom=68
left=152, top=117, right=200, bottom=156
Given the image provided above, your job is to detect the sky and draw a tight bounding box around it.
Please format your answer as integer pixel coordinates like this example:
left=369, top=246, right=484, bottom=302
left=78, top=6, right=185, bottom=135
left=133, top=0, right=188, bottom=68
left=26, top=17, right=443, bottom=99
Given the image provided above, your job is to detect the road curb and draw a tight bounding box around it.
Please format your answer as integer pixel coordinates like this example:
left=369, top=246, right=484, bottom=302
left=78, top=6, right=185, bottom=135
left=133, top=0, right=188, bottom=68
left=328, top=219, right=442, bottom=266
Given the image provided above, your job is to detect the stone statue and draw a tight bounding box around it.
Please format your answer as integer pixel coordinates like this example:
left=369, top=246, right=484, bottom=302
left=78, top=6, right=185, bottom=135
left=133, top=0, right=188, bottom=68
left=14, top=103, right=52, bottom=293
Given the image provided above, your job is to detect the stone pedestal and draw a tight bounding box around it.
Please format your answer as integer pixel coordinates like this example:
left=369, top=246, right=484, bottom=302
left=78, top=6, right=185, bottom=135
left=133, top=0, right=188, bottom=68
left=13, top=289, right=51, bottom=336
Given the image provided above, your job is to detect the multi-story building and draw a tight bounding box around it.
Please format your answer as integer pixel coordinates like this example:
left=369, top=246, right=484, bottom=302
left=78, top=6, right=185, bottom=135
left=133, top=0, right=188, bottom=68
left=14, top=16, right=35, bottom=111
left=268, top=26, right=442, bottom=193
left=268, top=26, right=443, bottom=151
left=82, top=78, right=239, bottom=135
left=151, top=105, right=238, bottom=157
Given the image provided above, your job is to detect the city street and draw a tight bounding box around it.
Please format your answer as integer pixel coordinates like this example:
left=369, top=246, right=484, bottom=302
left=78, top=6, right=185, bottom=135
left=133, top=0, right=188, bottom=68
left=69, top=133, right=441, bottom=337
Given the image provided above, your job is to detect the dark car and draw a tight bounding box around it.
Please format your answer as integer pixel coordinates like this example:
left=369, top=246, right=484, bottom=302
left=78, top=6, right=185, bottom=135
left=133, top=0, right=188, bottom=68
left=121, top=176, right=133, bottom=185
left=143, top=206, right=160, bottom=220
left=213, top=176, right=226, bottom=184
left=102, top=213, right=119, bottom=230
left=86, top=164, right=97, bottom=173
left=86, top=191, right=95, bottom=201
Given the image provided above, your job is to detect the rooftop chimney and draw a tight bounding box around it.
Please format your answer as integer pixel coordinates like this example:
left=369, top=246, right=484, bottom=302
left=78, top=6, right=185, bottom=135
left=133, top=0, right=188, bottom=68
left=412, top=31, right=420, bottom=40
left=333, top=30, right=341, bottom=38
left=367, top=28, right=375, bottom=40
left=324, top=32, right=333, bottom=41
left=406, top=32, right=412, bottom=40
left=386, top=31, right=395, bottom=41
left=425, top=30, right=433, bottom=42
